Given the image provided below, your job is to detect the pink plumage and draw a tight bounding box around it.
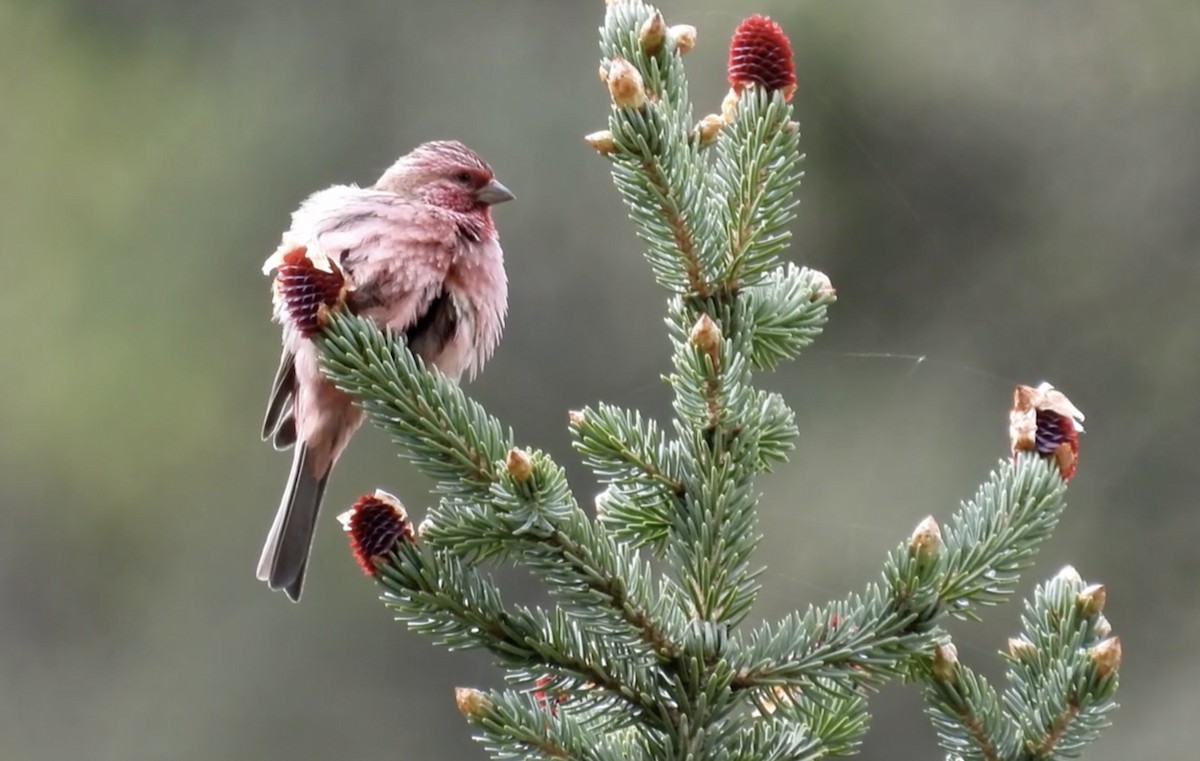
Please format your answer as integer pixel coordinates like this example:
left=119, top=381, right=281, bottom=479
left=258, top=141, right=513, bottom=601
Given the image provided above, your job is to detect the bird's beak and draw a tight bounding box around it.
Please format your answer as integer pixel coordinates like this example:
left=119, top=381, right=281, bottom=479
left=475, top=179, right=515, bottom=205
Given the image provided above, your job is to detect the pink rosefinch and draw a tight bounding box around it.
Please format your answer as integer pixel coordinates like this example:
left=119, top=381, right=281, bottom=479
left=257, top=140, right=512, bottom=601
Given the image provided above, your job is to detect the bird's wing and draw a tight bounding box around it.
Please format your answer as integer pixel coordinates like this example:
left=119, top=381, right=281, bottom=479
left=291, top=186, right=455, bottom=258
left=289, top=186, right=460, bottom=328
left=261, top=348, right=296, bottom=446
left=404, top=288, right=459, bottom=365
left=268, top=185, right=473, bottom=378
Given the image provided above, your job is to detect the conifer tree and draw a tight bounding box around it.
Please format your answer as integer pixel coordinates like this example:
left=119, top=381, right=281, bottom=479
left=274, top=3, right=1121, bottom=758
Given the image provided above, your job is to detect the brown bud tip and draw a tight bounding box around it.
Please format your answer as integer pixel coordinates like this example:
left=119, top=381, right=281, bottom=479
left=639, top=10, right=667, bottom=54
left=505, top=447, right=535, bottom=482
left=727, top=15, right=797, bottom=101
left=670, top=24, right=697, bottom=54
left=931, top=643, right=959, bottom=682
left=1054, top=564, right=1083, bottom=588
left=417, top=516, right=435, bottom=540
left=584, top=130, right=617, bottom=155
left=690, top=314, right=722, bottom=360
left=908, top=515, right=943, bottom=565
left=695, top=114, right=724, bottom=146
left=809, top=270, right=836, bottom=300
left=753, top=685, right=797, bottom=717
left=1077, top=583, right=1107, bottom=617
left=568, top=409, right=585, bottom=427
left=721, top=88, right=740, bottom=124
left=267, top=244, right=347, bottom=338
left=1007, top=637, right=1037, bottom=661
left=598, top=63, right=609, bottom=83
left=1009, top=382, right=1084, bottom=480
left=606, top=56, right=647, bottom=109
left=454, top=687, right=492, bottom=718
left=337, top=489, right=413, bottom=576
left=1090, top=637, right=1122, bottom=678
left=594, top=490, right=611, bottom=517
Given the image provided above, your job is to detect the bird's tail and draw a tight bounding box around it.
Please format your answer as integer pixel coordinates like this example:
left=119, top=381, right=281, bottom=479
left=257, top=443, right=329, bottom=601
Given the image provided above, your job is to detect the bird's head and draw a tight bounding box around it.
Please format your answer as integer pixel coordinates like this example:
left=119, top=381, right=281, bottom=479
left=375, top=140, right=514, bottom=214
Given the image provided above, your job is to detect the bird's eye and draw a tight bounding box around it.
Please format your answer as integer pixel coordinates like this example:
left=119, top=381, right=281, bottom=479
left=454, top=171, right=473, bottom=184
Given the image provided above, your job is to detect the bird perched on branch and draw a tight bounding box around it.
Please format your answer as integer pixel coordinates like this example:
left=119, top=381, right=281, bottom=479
left=258, top=141, right=513, bottom=601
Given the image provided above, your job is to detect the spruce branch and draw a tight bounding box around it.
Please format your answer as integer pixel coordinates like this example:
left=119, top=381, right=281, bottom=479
left=600, top=1, right=721, bottom=297
left=998, top=569, right=1120, bottom=758
left=714, top=91, right=803, bottom=288
left=744, top=263, right=835, bottom=372
left=318, top=312, right=509, bottom=498
left=320, top=312, right=685, bottom=662
left=722, top=719, right=824, bottom=761
left=730, top=585, right=930, bottom=692
left=282, top=4, right=1125, bottom=758
left=374, top=542, right=666, bottom=724
left=378, top=550, right=680, bottom=735
left=571, top=404, right=685, bottom=498
left=915, top=564, right=1121, bottom=760
left=935, top=457, right=1069, bottom=617
left=572, top=404, right=686, bottom=551
left=660, top=302, right=768, bottom=626
left=466, top=690, right=629, bottom=761
left=597, top=7, right=819, bottom=641
left=748, top=680, right=871, bottom=758
left=921, top=644, right=1021, bottom=761
left=729, top=456, right=1085, bottom=699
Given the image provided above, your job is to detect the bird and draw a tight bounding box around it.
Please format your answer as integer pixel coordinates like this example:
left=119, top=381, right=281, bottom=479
left=257, top=140, right=512, bottom=601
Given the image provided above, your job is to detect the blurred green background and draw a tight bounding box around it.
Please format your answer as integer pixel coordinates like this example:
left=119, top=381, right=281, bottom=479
left=2, top=0, right=1196, bottom=758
